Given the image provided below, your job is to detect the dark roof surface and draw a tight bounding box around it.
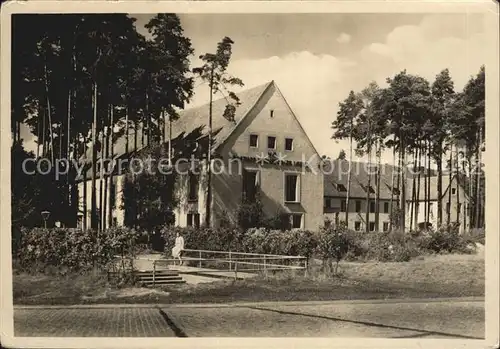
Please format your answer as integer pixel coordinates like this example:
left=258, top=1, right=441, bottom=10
left=83, top=81, right=273, bottom=162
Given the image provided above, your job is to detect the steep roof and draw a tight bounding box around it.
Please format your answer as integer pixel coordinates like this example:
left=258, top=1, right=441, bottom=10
left=323, top=160, right=398, bottom=200
left=323, top=159, right=452, bottom=201
left=404, top=174, right=467, bottom=201
left=84, top=81, right=273, bottom=162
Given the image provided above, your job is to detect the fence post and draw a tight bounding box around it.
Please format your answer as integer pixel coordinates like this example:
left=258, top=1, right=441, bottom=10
left=234, top=261, right=238, bottom=281
left=198, top=250, right=202, bottom=268
left=304, top=258, right=308, bottom=277
left=228, top=251, right=232, bottom=271
left=153, top=261, right=156, bottom=287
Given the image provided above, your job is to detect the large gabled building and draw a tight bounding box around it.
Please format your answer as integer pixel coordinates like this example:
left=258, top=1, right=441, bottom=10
left=78, top=81, right=325, bottom=231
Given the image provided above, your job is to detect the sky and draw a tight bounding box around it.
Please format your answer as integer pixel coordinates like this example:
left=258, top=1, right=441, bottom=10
left=21, top=13, right=488, bottom=164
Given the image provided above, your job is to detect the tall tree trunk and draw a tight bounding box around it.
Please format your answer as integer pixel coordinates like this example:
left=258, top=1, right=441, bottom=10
left=43, top=62, right=55, bottom=164
left=108, top=105, right=115, bottom=227
left=426, top=141, right=432, bottom=228
left=146, top=92, right=150, bottom=146
left=59, top=123, right=63, bottom=160
left=82, top=137, right=88, bottom=231
left=66, top=79, right=72, bottom=225
left=99, top=126, right=105, bottom=231
left=437, top=141, right=443, bottom=226
left=365, top=150, right=372, bottom=233
left=375, top=141, right=381, bottom=231
left=423, top=142, right=428, bottom=229
left=125, top=106, right=129, bottom=155
left=410, top=150, right=417, bottom=231
left=168, top=113, right=173, bottom=165
left=90, top=81, right=99, bottom=230
left=42, top=107, right=46, bottom=157
left=345, top=124, right=353, bottom=226
left=416, top=144, right=422, bottom=230
left=475, top=126, right=483, bottom=228
left=37, top=109, right=41, bottom=158
left=389, top=145, right=396, bottom=232
left=400, top=138, right=406, bottom=232
left=447, top=145, right=453, bottom=227
left=456, top=150, right=461, bottom=229
left=103, top=106, right=110, bottom=231
left=467, top=156, right=473, bottom=229
left=205, top=67, right=214, bottom=227
left=134, top=118, right=138, bottom=153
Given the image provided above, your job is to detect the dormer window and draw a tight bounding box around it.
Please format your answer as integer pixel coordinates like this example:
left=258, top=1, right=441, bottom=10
left=267, top=136, right=276, bottom=150
left=285, top=138, right=294, bottom=151
left=249, top=134, right=258, bottom=148
left=337, top=184, right=347, bottom=192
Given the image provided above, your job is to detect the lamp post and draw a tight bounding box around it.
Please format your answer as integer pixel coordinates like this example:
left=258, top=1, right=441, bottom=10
left=41, top=210, right=50, bottom=228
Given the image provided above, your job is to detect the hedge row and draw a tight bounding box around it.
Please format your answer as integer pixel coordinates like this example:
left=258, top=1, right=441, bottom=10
left=16, top=227, right=139, bottom=273
left=161, top=224, right=484, bottom=263
left=160, top=226, right=317, bottom=258
left=14, top=224, right=484, bottom=274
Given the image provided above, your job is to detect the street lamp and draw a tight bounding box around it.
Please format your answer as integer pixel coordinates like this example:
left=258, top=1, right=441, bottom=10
left=41, top=211, right=50, bottom=228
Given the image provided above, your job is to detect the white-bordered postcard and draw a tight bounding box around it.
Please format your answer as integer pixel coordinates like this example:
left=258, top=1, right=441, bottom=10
left=1, top=1, right=499, bottom=349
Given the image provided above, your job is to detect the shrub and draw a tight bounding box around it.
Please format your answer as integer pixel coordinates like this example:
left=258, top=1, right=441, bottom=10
left=418, top=223, right=468, bottom=253
left=316, top=223, right=349, bottom=275
left=236, top=193, right=264, bottom=229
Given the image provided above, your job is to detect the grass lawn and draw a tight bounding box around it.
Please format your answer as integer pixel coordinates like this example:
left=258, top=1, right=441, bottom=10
left=13, top=254, right=484, bottom=306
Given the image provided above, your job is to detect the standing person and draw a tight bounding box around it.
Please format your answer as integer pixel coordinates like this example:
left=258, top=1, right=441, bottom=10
left=171, top=232, right=185, bottom=265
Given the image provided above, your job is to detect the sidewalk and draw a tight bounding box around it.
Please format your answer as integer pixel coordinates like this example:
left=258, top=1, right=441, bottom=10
left=14, top=296, right=485, bottom=309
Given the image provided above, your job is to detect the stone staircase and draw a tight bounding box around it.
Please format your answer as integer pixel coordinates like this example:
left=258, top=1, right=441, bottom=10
left=136, top=269, right=186, bottom=286
left=107, top=269, right=186, bottom=287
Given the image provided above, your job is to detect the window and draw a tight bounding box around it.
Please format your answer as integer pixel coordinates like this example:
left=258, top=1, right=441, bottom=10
left=340, top=200, right=347, bottom=212
left=383, top=222, right=389, bottom=232
left=446, top=202, right=450, bottom=214
left=188, top=174, right=199, bottom=201
left=452, top=188, right=456, bottom=195
left=243, top=169, right=259, bottom=202
left=270, top=109, right=274, bottom=118
left=369, top=222, right=376, bottom=232
left=249, top=134, right=259, bottom=148
left=355, top=221, right=361, bottom=231
left=187, top=213, right=200, bottom=228
left=324, top=198, right=332, bottom=208
left=337, top=184, right=347, bottom=192
left=457, top=203, right=462, bottom=213
left=284, top=138, right=294, bottom=151
left=355, top=200, right=361, bottom=213
left=383, top=202, right=389, bottom=213
left=285, top=173, right=300, bottom=203
left=370, top=201, right=376, bottom=213
left=267, top=136, right=276, bottom=149
left=290, top=214, right=303, bottom=229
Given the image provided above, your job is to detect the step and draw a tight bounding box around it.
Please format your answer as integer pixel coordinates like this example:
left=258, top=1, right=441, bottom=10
left=135, top=271, right=179, bottom=275
left=137, top=276, right=184, bottom=282
left=141, top=279, right=186, bottom=285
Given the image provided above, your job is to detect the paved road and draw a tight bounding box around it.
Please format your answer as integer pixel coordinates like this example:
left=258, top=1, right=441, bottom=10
left=14, top=298, right=484, bottom=338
